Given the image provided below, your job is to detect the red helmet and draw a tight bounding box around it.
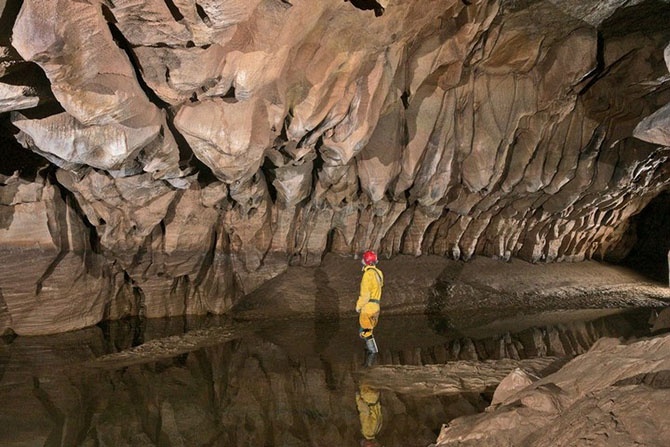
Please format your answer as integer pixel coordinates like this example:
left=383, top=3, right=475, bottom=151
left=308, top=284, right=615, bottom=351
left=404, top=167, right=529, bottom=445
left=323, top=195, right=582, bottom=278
left=362, top=250, right=378, bottom=265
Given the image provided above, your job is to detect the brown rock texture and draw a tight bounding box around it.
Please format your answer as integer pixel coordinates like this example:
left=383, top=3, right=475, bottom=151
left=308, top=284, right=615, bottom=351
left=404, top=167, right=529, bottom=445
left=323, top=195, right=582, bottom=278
left=1, top=0, right=670, bottom=334
left=434, top=333, right=670, bottom=447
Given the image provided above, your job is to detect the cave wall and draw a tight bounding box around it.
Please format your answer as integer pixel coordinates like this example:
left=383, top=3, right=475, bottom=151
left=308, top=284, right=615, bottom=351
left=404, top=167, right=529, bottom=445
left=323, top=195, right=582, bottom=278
left=2, top=0, right=670, bottom=334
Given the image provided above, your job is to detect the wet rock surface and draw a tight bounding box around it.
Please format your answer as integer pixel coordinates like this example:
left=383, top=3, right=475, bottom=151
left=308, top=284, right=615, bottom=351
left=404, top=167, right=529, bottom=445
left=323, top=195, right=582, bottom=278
left=2, top=0, right=670, bottom=335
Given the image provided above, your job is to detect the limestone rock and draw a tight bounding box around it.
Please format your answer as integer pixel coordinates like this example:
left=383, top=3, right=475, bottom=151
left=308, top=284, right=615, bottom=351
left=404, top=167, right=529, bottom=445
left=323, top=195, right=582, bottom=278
left=12, top=0, right=159, bottom=128
left=490, top=367, right=538, bottom=406
left=547, top=0, right=647, bottom=26
left=634, top=100, right=670, bottom=146
left=650, top=306, right=670, bottom=333
left=55, top=169, right=179, bottom=265
left=0, top=177, right=110, bottom=336
left=0, top=82, right=38, bottom=113
left=175, top=98, right=274, bottom=184
left=11, top=0, right=185, bottom=182
left=12, top=112, right=160, bottom=171
left=434, top=334, right=670, bottom=447
left=1, top=0, right=670, bottom=334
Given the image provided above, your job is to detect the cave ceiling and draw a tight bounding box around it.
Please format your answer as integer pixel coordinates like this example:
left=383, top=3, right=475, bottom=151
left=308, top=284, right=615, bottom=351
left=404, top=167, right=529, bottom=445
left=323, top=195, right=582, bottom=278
left=2, top=0, right=670, bottom=334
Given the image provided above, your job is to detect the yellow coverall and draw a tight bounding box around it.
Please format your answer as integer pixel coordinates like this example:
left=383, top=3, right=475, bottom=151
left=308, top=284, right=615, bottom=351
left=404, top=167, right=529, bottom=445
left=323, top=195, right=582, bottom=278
left=355, top=265, right=384, bottom=339
left=356, top=384, right=383, bottom=442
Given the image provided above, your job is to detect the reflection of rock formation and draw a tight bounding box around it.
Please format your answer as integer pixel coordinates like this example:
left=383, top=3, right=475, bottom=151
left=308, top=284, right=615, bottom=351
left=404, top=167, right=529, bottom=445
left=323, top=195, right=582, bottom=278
left=2, top=0, right=670, bottom=334
left=0, top=310, right=660, bottom=446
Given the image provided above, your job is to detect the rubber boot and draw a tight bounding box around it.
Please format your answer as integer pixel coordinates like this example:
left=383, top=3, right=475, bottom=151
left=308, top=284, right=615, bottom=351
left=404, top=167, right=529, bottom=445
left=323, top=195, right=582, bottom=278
left=365, top=336, right=378, bottom=354
left=363, top=336, right=378, bottom=367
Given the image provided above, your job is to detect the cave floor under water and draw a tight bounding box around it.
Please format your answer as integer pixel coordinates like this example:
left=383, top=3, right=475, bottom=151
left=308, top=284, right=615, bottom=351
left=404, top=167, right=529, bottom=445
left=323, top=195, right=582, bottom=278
left=0, top=307, right=661, bottom=447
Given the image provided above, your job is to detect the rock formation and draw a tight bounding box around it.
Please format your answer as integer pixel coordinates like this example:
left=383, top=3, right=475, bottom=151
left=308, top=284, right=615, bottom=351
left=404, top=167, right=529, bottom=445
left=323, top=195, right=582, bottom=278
left=2, top=0, right=670, bottom=334
left=433, top=333, right=670, bottom=447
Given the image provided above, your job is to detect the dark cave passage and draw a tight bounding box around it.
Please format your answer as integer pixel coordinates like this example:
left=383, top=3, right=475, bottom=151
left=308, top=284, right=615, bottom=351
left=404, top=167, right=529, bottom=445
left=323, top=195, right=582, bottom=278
left=623, top=191, right=670, bottom=284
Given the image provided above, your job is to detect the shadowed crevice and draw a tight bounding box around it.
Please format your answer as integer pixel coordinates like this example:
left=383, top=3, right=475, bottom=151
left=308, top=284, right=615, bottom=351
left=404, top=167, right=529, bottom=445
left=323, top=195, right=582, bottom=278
left=195, top=3, right=212, bottom=26
left=163, top=0, right=185, bottom=21
left=614, top=370, right=670, bottom=389
left=100, top=4, right=170, bottom=110
left=345, top=0, right=385, bottom=17
left=600, top=0, right=670, bottom=39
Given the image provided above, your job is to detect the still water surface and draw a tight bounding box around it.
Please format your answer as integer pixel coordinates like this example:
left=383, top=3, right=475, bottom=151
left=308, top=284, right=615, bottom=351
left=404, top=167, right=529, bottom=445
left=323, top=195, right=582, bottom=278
left=0, top=308, right=656, bottom=447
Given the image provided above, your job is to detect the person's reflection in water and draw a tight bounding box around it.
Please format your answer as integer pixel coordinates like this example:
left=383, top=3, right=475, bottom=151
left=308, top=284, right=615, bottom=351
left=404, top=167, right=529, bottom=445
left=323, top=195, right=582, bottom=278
left=356, top=382, right=383, bottom=447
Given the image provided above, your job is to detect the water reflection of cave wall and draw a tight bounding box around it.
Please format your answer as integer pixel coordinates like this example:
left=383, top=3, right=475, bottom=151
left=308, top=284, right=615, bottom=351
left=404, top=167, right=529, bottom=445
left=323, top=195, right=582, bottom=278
left=44, top=336, right=463, bottom=447
left=0, top=310, right=655, bottom=446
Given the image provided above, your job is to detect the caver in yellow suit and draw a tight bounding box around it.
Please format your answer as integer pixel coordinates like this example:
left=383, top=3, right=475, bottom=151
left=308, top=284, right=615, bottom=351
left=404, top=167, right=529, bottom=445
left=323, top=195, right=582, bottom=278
left=356, top=250, right=384, bottom=351
left=356, top=383, right=383, bottom=446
